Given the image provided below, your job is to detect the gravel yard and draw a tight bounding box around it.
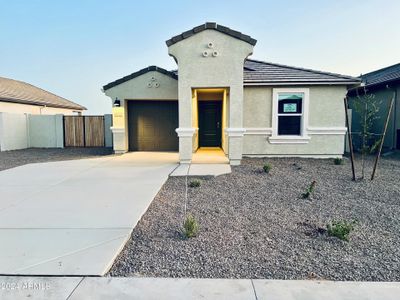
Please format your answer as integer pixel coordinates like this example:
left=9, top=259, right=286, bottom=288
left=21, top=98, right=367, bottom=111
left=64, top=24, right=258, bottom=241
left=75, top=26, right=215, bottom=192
left=0, top=147, right=114, bottom=171
left=109, top=155, right=400, bottom=281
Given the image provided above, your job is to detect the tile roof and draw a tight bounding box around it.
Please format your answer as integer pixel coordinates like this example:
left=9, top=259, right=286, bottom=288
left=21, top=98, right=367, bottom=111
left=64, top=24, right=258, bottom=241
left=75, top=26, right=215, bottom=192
left=360, top=63, right=400, bottom=87
left=166, top=22, right=257, bottom=47
left=103, top=66, right=178, bottom=91
left=0, top=77, right=86, bottom=111
left=244, top=59, right=360, bottom=85
left=103, top=60, right=359, bottom=90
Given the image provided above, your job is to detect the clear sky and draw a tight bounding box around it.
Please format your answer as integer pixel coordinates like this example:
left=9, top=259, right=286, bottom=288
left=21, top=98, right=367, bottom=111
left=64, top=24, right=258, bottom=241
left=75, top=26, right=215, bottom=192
left=1, top=0, right=399, bottom=114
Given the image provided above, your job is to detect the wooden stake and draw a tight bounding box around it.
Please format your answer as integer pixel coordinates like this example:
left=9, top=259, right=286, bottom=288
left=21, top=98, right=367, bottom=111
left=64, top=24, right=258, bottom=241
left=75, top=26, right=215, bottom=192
left=371, top=95, right=395, bottom=180
left=344, top=97, right=356, bottom=181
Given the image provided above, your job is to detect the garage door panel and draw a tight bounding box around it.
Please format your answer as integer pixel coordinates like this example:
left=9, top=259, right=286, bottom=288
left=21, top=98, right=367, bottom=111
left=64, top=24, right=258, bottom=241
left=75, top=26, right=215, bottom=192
left=128, top=101, right=178, bottom=151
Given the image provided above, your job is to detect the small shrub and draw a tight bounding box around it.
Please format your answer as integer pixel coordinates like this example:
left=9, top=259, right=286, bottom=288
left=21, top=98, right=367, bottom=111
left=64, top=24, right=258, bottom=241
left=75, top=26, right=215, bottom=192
left=188, top=179, right=201, bottom=188
left=182, top=214, right=199, bottom=238
left=263, top=163, right=272, bottom=173
left=334, top=157, right=343, bottom=165
left=327, top=220, right=356, bottom=241
left=301, top=180, right=317, bottom=199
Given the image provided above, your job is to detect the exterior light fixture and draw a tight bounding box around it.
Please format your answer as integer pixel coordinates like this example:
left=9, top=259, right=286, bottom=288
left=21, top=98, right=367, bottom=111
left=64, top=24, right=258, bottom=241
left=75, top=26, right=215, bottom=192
left=113, top=97, right=121, bottom=107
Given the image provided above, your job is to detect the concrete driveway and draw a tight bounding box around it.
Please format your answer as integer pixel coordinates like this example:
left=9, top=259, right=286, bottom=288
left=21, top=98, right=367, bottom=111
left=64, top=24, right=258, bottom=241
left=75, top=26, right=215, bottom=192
left=0, top=152, right=178, bottom=275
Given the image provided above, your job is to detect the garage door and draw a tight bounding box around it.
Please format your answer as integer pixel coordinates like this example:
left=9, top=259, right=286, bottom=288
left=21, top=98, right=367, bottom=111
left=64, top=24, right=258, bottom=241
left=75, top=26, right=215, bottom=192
left=128, top=100, right=178, bottom=151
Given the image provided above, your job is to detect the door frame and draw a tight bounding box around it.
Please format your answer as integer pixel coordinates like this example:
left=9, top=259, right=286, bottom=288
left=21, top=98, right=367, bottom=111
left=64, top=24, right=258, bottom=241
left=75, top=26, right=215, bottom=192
left=198, top=100, right=222, bottom=147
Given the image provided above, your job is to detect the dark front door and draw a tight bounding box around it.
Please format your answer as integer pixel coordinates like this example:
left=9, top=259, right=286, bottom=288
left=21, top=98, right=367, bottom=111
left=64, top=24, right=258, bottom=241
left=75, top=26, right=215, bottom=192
left=397, top=130, right=400, bottom=150
left=198, top=101, right=222, bottom=147
left=128, top=100, right=178, bottom=151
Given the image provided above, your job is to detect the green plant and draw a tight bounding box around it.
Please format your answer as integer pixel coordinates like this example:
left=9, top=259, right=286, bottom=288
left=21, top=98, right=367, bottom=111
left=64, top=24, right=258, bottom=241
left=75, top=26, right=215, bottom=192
left=188, top=179, right=201, bottom=188
left=352, top=93, right=382, bottom=179
left=334, top=157, right=343, bottom=165
left=182, top=214, right=199, bottom=238
left=263, top=163, right=272, bottom=173
left=327, top=220, right=356, bottom=241
left=301, top=180, right=317, bottom=199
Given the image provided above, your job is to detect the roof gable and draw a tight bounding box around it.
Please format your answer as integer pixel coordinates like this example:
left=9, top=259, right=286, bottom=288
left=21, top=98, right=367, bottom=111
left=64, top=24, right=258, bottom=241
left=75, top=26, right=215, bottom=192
left=166, top=22, right=257, bottom=47
left=103, top=66, right=177, bottom=91
left=0, top=77, right=86, bottom=110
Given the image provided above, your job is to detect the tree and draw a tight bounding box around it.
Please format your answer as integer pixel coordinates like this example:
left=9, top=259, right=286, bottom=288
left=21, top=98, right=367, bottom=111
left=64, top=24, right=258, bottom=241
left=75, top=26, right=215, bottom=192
left=352, top=92, right=382, bottom=179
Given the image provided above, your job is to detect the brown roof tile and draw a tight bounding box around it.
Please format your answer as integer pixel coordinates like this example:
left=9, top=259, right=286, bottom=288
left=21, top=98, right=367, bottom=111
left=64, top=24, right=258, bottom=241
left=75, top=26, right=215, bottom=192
left=0, top=77, right=86, bottom=111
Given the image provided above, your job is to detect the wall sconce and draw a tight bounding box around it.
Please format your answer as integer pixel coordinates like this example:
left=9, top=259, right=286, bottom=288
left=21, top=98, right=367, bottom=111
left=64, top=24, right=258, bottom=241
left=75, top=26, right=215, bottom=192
left=113, top=97, right=121, bottom=107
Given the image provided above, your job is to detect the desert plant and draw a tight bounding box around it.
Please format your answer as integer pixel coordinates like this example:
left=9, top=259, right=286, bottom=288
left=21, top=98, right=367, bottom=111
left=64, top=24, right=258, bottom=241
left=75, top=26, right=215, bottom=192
left=182, top=214, right=199, bottom=238
left=188, top=179, right=201, bottom=188
left=352, top=93, right=382, bottom=179
left=263, top=163, right=272, bottom=173
left=334, top=157, right=343, bottom=165
left=301, top=180, right=317, bottom=199
left=327, top=220, right=356, bottom=241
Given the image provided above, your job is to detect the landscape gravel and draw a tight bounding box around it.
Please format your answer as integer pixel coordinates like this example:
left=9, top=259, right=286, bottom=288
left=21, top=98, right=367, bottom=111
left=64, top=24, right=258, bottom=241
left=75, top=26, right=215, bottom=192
left=109, top=156, right=400, bottom=281
left=0, top=147, right=114, bottom=171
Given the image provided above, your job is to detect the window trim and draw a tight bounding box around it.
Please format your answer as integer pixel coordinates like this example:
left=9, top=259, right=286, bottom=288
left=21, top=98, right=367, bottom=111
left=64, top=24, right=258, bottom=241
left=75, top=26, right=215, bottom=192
left=269, top=88, right=310, bottom=144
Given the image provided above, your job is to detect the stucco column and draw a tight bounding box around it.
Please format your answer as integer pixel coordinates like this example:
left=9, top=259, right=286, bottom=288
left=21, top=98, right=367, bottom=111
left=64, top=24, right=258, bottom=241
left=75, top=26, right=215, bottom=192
left=176, top=87, right=194, bottom=164
left=226, top=85, right=245, bottom=165
left=111, top=102, right=128, bottom=154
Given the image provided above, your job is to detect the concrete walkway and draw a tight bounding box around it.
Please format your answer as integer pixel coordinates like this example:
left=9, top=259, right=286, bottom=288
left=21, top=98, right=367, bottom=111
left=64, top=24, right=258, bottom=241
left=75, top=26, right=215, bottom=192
left=170, top=147, right=232, bottom=177
left=0, top=152, right=178, bottom=276
left=0, top=277, right=399, bottom=300
left=170, top=163, right=231, bottom=177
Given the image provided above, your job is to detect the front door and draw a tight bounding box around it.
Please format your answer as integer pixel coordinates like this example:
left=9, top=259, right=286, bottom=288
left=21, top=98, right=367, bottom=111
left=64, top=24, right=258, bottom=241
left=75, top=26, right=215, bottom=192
left=198, top=101, right=222, bottom=147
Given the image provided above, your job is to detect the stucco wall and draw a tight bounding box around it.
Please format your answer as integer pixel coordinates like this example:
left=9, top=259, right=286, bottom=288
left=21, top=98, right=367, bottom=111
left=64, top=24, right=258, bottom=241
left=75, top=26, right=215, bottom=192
left=0, top=101, right=81, bottom=115
left=0, top=113, right=29, bottom=151
left=104, top=71, right=178, bottom=153
left=28, top=115, right=64, bottom=148
left=168, top=29, right=254, bottom=164
left=0, top=113, right=64, bottom=151
left=104, top=114, right=113, bottom=148
left=104, top=71, right=178, bottom=104
left=242, top=85, right=348, bottom=156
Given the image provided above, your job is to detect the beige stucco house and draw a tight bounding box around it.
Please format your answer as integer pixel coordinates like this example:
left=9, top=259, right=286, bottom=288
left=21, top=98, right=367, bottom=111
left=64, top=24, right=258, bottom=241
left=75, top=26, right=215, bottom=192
left=0, top=76, right=86, bottom=115
left=103, top=23, right=360, bottom=165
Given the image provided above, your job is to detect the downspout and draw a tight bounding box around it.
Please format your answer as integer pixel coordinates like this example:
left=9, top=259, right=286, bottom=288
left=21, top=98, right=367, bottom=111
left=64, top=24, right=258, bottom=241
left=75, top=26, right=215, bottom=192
left=39, top=105, right=46, bottom=115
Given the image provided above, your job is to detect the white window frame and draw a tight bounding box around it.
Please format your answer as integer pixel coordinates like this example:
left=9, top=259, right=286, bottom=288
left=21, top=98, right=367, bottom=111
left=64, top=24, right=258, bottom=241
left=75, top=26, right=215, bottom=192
left=269, top=88, right=310, bottom=144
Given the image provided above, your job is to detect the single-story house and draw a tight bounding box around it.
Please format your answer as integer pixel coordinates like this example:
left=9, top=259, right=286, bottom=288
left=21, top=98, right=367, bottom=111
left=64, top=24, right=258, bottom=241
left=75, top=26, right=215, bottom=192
left=103, top=22, right=360, bottom=165
left=0, top=76, right=86, bottom=115
left=347, top=63, right=400, bottom=150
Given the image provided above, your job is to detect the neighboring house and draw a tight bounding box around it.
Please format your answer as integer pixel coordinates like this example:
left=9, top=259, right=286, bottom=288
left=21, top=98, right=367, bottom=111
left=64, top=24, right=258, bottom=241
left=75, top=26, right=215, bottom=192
left=0, top=76, right=86, bottom=115
left=103, top=22, right=360, bottom=165
left=347, top=63, right=400, bottom=151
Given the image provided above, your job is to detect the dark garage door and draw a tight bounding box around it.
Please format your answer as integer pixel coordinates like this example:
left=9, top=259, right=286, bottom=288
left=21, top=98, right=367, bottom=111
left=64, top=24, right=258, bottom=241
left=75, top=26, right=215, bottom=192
left=128, top=100, right=178, bottom=151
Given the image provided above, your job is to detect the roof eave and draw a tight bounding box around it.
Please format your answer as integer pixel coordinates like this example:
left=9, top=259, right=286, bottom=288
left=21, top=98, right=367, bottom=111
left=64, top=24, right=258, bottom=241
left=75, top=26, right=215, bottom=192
left=243, top=81, right=361, bottom=86
left=166, top=22, right=257, bottom=47
left=0, top=97, right=86, bottom=111
left=347, top=78, right=400, bottom=95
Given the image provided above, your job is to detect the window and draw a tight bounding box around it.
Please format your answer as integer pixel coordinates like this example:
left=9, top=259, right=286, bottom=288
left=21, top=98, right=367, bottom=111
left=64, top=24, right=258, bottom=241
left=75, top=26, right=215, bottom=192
left=277, top=93, right=303, bottom=135
left=270, top=88, right=310, bottom=144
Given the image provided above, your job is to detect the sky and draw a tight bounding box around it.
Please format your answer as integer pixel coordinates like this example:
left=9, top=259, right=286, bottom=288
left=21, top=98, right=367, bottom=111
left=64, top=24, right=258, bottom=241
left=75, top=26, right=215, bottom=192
left=0, top=0, right=399, bottom=114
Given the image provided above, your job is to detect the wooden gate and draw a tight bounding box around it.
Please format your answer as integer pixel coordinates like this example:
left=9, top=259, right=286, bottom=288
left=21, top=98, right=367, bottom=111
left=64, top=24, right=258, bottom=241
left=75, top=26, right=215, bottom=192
left=64, top=116, right=105, bottom=147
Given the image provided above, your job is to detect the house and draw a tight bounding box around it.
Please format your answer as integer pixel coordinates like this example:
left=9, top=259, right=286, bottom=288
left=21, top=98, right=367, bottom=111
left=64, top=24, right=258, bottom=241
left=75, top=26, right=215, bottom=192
left=103, top=22, right=360, bottom=165
left=0, top=76, right=86, bottom=115
left=347, top=63, right=400, bottom=151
